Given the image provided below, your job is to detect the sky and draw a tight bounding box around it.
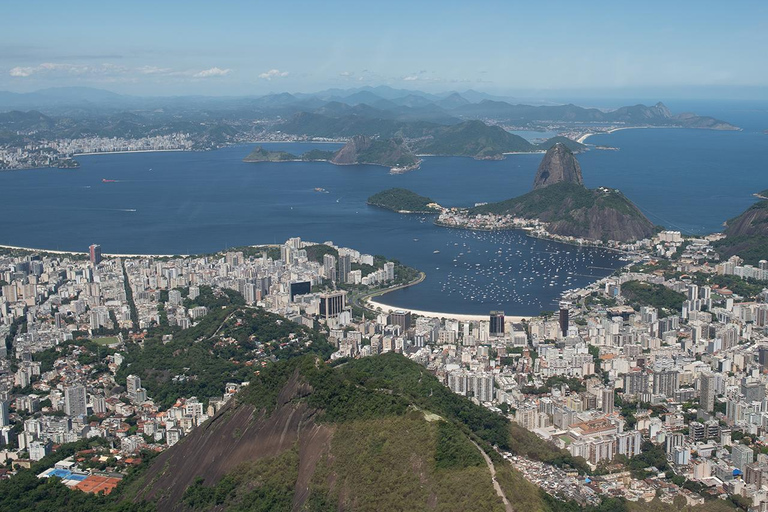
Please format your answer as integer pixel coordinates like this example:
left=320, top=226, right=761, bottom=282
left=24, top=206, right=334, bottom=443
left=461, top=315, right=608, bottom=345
left=2, top=0, right=766, bottom=99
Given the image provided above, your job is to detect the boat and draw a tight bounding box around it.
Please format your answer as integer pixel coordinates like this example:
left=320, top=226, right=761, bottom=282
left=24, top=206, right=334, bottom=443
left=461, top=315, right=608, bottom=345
left=433, top=250, right=440, bottom=254
left=314, top=187, right=329, bottom=193
left=102, top=179, right=116, bottom=183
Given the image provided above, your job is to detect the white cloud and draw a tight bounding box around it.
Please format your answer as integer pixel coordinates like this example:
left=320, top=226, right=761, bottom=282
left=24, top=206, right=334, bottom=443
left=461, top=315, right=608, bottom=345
left=193, top=67, right=231, bottom=78
left=258, top=69, right=289, bottom=80
left=8, top=62, right=129, bottom=78
left=138, top=66, right=173, bottom=75
left=10, top=66, right=34, bottom=77
left=402, top=75, right=419, bottom=81
left=339, top=71, right=353, bottom=77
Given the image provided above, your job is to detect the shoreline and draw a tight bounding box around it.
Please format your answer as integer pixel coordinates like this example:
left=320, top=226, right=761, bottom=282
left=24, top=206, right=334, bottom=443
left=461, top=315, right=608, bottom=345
left=0, top=243, right=275, bottom=259
left=75, top=149, right=187, bottom=157
left=576, top=126, right=657, bottom=144
left=366, top=298, right=528, bottom=323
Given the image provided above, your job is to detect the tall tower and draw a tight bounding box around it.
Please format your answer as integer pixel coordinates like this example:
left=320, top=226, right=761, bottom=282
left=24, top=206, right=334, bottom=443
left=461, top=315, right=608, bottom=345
left=602, top=388, right=615, bottom=415
left=559, top=301, right=570, bottom=337
left=700, top=372, right=716, bottom=413
left=490, top=311, right=505, bottom=336
left=338, top=254, right=351, bottom=284
left=89, top=244, right=102, bottom=265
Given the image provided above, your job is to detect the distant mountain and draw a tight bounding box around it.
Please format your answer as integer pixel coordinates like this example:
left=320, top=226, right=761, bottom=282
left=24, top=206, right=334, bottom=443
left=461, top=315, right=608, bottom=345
left=279, top=111, right=440, bottom=138
left=435, top=92, right=471, bottom=109
left=714, top=197, right=768, bottom=265
left=532, top=143, right=583, bottom=189
left=449, top=100, right=738, bottom=130
left=472, top=146, right=655, bottom=242
left=331, top=135, right=419, bottom=168
left=131, top=353, right=547, bottom=511
left=414, top=120, right=538, bottom=159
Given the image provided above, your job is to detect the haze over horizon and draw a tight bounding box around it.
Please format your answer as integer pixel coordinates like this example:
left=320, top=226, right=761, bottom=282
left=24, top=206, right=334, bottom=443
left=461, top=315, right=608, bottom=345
left=3, top=0, right=767, bottom=101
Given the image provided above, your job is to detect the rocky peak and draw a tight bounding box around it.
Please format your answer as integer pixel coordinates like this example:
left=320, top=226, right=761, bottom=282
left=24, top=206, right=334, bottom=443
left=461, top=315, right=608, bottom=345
left=331, top=135, right=373, bottom=164
left=532, top=143, right=584, bottom=190
left=652, top=102, right=672, bottom=118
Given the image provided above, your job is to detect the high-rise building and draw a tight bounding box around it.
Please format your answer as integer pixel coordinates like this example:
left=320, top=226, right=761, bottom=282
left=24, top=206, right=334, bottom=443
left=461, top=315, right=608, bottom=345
left=338, top=254, right=351, bottom=284
left=319, top=291, right=347, bottom=318
left=64, top=385, right=87, bottom=417
left=559, top=301, right=570, bottom=337
left=388, top=310, right=412, bottom=331
left=653, top=370, right=679, bottom=397
left=700, top=372, right=716, bottom=413
left=126, top=375, right=141, bottom=399
left=733, top=444, right=755, bottom=471
left=602, top=388, right=615, bottom=415
left=623, top=371, right=649, bottom=396
left=323, top=254, right=337, bottom=282
left=490, top=311, right=505, bottom=336
left=89, top=244, right=102, bottom=265
left=0, top=400, right=10, bottom=427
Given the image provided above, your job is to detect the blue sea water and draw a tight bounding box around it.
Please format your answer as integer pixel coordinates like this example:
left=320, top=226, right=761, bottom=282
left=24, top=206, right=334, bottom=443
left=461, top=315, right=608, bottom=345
left=0, top=101, right=765, bottom=315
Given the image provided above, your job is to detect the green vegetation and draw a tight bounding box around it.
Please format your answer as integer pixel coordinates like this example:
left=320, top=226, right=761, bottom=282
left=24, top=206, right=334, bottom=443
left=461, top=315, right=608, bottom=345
left=367, top=187, right=438, bottom=213
left=303, top=244, right=338, bottom=264
left=117, top=307, right=332, bottom=408
left=349, top=137, right=419, bottom=168
left=92, top=336, right=120, bottom=346
left=621, top=280, right=686, bottom=312
left=183, top=447, right=299, bottom=511
left=473, top=182, right=642, bottom=220
left=470, top=182, right=654, bottom=242
left=300, top=148, right=336, bottom=161
left=714, top=234, right=768, bottom=267
left=416, top=120, right=537, bottom=159
left=690, top=272, right=766, bottom=298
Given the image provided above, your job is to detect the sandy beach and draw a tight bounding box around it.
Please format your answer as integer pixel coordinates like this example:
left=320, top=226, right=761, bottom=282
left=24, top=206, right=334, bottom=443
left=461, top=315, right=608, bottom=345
left=577, top=125, right=668, bottom=144
left=75, top=149, right=187, bottom=156
left=366, top=298, right=528, bottom=323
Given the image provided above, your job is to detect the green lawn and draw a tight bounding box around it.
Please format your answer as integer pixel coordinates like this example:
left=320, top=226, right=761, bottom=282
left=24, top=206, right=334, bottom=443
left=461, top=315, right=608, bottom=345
left=92, top=336, right=120, bottom=346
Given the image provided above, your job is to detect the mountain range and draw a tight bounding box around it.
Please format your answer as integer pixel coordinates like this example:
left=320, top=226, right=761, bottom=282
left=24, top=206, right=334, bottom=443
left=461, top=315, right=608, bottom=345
left=0, top=86, right=738, bottom=133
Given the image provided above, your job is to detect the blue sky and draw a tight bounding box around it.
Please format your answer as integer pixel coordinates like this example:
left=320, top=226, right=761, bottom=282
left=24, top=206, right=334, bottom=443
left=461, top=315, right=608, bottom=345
left=2, top=0, right=766, bottom=98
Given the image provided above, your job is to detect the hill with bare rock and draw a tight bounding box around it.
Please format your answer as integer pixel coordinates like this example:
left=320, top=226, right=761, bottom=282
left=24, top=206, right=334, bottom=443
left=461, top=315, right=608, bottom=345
left=127, top=353, right=558, bottom=512
left=330, top=135, right=420, bottom=168
left=472, top=144, right=655, bottom=242
left=532, top=143, right=584, bottom=190
left=714, top=197, right=768, bottom=265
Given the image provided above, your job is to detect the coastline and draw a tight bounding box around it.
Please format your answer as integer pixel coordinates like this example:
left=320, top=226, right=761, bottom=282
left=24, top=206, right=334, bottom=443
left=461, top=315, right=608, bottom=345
left=75, top=149, right=187, bottom=156
left=366, top=298, right=528, bottom=323
left=576, top=126, right=657, bottom=144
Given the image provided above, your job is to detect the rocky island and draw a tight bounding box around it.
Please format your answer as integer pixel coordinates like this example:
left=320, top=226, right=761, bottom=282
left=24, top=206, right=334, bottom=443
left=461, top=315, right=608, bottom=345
left=243, top=136, right=420, bottom=171
left=367, top=188, right=440, bottom=213
left=472, top=143, right=655, bottom=242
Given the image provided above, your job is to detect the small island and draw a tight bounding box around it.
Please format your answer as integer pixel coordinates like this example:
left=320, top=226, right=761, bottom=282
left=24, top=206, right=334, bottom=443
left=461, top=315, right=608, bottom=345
left=367, top=188, right=441, bottom=213
left=242, top=146, right=300, bottom=162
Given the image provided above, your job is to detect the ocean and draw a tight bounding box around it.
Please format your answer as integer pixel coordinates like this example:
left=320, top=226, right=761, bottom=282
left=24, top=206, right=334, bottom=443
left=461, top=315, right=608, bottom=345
left=1, top=100, right=765, bottom=315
